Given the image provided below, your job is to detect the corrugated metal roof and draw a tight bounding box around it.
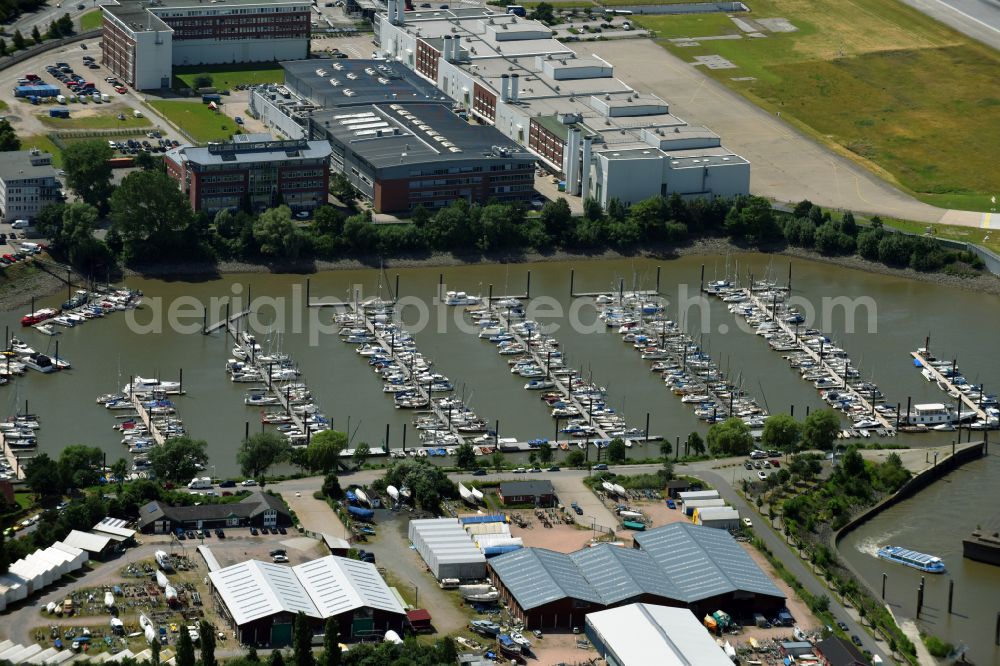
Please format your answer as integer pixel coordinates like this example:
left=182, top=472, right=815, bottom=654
left=295, top=556, right=404, bottom=618
left=209, top=560, right=318, bottom=625
left=62, top=530, right=113, bottom=554
left=570, top=545, right=679, bottom=605
left=209, top=556, right=405, bottom=626
left=586, top=603, right=734, bottom=666
left=634, top=523, right=783, bottom=601
left=487, top=548, right=602, bottom=610
left=492, top=524, right=784, bottom=610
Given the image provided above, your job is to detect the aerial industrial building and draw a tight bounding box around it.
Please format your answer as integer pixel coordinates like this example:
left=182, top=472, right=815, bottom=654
left=209, top=555, right=406, bottom=646
left=375, top=2, right=749, bottom=208
left=165, top=133, right=332, bottom=215
left=585, top=603, right=735, bottom=666
left=488, top=523, right=784, bottom=629
left=251, top=58, right=535, bottom=213
left=101, top=0, right=311, bottom=90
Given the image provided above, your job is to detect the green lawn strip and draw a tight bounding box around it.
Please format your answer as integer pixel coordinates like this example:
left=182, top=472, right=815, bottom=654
left=37, top=112, right=151, bottom=130
left=79, top=9, right=103, bottom=31
left=148, top=100, right=239, bottom=143
left=651, top=0, right=1000, bottom=211
left=172, top=63, right=284, bottom=91
left=634, top=13, right=741, bottom=39
left=19, top=134, right=64, bottom=166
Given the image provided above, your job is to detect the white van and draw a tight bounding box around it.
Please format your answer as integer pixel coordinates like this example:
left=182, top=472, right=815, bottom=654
left=187, top=477, right=213, bottom=489
left=20, top=242, right=40, bottom=252
left=56, top=94, right=66, bottom=104
left=101, top=94, right=110, bottom=103
left=11, top=220, right=29, bottom=229
left=133, top=109, right=143, bottom=118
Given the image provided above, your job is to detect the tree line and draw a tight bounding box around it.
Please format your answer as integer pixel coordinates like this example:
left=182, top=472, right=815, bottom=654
left=40, top=139, right=985, bottom=281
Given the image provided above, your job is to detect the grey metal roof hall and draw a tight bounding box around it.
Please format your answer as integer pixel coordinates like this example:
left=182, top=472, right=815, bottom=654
left=490, top=523, right=784, bottom=611
left=488, top=547, right=602, bottom=610
left=633, top=523, right=782, bottom=601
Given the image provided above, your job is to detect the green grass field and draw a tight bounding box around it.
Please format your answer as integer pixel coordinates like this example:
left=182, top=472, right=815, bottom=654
left=637, top=0, right=1000, bottom=212
left=631, top=13, right=739, bottom=39
left=38, top=111, right=151, bottom=130
left=79, top=9, right=103, bottom=31
left=173, top=63, right=284, bottom=91
left=148, top=100, right=238, bottom=143
left=19, top=134, right=63, bottom=165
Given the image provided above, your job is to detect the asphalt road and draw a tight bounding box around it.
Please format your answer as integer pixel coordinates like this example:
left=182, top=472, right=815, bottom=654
left=900, top=0, right=1000, bottom=51
left=8, top=0, right=106, bottom=36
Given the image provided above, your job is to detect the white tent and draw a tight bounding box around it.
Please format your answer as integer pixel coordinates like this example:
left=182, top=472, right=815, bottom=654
left=28, top=647, right=60, bottom=664
left=0, top=644, right=26, bottom=662
left=50, top=542, right=88, bottom=571
left=36, top=548, right=72, bottom=578
left=0, top=574, right=28, bottom=611
left=8, top=644, right=43, bottom=663
left=8, top=559, right=44, bottom=594
left=44, top=649, right=77, bottom=664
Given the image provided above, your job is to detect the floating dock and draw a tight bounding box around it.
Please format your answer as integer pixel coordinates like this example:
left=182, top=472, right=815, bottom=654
left=911, top=349, right=987, bottom=422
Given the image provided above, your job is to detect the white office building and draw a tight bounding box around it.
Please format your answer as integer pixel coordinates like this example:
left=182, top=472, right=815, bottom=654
left=375, top=2, right=749, bottom=207
left=0, top=150, right=60, bottom=222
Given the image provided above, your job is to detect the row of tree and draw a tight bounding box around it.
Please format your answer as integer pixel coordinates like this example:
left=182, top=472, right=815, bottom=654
left=705, top=409, right=842, bottom=457
left=0, top=13, right=76, bottom=56
left=43, top=138, right=982, bottom=280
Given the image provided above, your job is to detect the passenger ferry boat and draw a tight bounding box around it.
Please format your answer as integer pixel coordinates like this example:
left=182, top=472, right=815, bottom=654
left=877, top=546, right=946, bottom=573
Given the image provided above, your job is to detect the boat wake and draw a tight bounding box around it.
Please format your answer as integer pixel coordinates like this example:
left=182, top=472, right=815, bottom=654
left=856, top=532, right=900, bottom=558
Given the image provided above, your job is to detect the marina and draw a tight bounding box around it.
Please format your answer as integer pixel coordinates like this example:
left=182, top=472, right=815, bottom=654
left=598, top=291, right=768, bottom=427
left=910, top=344, right=994, bottom=428
left=481, top=296, right=643, bottom=448
left=336, top=290, right=485, bottom=451
left=707, top=280, right=897, bottom=435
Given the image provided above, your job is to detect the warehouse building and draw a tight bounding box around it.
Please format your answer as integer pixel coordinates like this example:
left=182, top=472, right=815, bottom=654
left=692, top=506, right=741, bottom=530
left=489, top=523, right=784, bottom=629
left=165, top=133, right=332, bottom=215
left=101, top=0, right=310, bottom=90
left=249, top=58, right=536, bottom=213
left=138, top=492, right=291, bottom=534
left=585, top=603, right=733, bottom=666
left=498, top=480, right=556, bottom=507
left=408, top=518, right=486, bottom=581
left=0, top=542, right=87, bottom=611
left=61, top=530, right=119, bottom=561
left=375, top=3, right=749, bottom=208
left=209, top=555, right=406, bottom=646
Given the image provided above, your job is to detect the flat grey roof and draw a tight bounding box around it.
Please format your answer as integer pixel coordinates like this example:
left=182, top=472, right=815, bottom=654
left=282, top=58, right=449, bottom=109
left=0, top=151, right=57, bottom=181
left=317, top=101, right=529, bottom=168
left=168, top=137, right=332, bottom=167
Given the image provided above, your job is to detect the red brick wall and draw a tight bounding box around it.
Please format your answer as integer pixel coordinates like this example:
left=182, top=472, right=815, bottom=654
left=528, top=119, right=565, bottom=169
left=415, top=39, right=439, bottom=82
left=473, top=82, right=496, bottom=123
left=101, top=18, right=136, bottom=87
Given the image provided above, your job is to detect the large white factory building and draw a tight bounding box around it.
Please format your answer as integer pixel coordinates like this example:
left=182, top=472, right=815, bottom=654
left=375, top=2, right=749, bottom=207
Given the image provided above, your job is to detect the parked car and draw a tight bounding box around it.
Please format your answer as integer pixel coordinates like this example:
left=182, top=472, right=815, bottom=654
left=743, top=517, right=753, bottom=527
left=547, top=466, right=560, bottom=472
left=249, top=527, right=259, bottom=535
left=269, top=549, right=286, bottom=557
left=472, top=468, right=487, bottom=476
left=757, top=470, right=768, bottom=481
left=666, top=499, right=676, bottom=509
left=219, top=480, right=236, bottom=488
left=769, top=459, right=781, bottom=467
left=214, top=528, right=225, bottom=538
left=744, top=461, right=753, bottom=470
left=513, top=467, right=527, bottom=474
left=272, top=554, right=289, bottom=563
left=593, top=463, right=608, bottom=470
left=242, top=479, right=258, bottom=486
left=851, top=635, right=863, bottom=647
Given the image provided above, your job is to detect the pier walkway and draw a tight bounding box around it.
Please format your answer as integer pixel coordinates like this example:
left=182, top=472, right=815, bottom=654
left=131, top=394, right=167, bottom=446
left=742, top=290, right=895, bottom=432
left=0, top=433, right=27, bottom=479
left=225, top=318, right=310, bottom=438
left=910, top=350, right=987, bottom=421
left=342, top=299, right=467, bottom=444
left=491, top=307, right=611, bottom=441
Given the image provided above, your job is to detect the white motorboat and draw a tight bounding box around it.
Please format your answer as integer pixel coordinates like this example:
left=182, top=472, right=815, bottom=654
left=444, top=290, right=481, bottom=306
